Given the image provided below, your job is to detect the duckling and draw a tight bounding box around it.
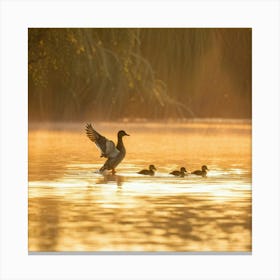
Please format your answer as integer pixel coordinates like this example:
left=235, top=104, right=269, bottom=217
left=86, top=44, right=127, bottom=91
left=170, top=167, right=188, bottom=177
left=191, top=165, right=209, bottom=177
left=138, top=165, right=157, bottom=176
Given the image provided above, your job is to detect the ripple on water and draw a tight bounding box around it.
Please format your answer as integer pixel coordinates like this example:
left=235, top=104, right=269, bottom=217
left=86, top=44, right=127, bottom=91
left=28, top=122, right=251, bottom=252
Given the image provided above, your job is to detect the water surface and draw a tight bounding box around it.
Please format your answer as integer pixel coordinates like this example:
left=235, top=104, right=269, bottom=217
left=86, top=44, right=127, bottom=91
left=28, top=120, right=251, bottom=252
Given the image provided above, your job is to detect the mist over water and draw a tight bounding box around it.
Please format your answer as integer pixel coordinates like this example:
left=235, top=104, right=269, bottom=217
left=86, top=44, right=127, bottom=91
left=28, top=120, right=251, bottom=252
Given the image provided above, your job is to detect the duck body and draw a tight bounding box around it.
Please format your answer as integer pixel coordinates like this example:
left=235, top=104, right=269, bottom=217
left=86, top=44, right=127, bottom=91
left=170, top=167, right=187, bottom=177
left=191, top=170, right=206, bottom=176
left=191, top=165, right=209, bottom=177
left=138, top=165, right=157, bottom=176
left=85, top=124, right=129, bottom=174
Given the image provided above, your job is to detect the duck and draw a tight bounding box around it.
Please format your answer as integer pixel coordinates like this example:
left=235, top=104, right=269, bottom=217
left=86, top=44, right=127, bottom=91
left=170, top=167, right=188, bottom=177
left=191, top=165, right=209, bottom=177
left=85, top=123, right=129, bottom=174
left=138, top=165, right=157, bottom=176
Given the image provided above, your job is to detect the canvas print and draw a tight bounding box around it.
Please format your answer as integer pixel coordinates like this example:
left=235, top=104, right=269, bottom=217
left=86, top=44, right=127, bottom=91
left=28, top=28, right=252, bottom=252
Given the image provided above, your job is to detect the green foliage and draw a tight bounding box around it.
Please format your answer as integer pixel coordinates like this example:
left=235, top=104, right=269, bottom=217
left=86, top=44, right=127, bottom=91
left=28, top=28, right=251, bottom=121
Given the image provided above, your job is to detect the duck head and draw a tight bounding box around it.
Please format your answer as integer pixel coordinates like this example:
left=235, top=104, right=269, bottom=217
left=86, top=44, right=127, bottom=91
left=118, top=130, right=130, bottom=137
left=180, top=167, right=187, bottom=173
left=202, top=165, right=209, bottom=171
left=149, top=164, right=157, bottom=171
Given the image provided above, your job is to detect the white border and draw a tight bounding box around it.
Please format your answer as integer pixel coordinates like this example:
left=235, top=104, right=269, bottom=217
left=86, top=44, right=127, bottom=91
left=0, top=0, right=279, bottom=279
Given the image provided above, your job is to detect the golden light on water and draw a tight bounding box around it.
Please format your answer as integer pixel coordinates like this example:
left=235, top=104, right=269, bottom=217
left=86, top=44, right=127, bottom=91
left=28, top=28, right=252, bottom=253
left=28, top=121, right=251, bottom=252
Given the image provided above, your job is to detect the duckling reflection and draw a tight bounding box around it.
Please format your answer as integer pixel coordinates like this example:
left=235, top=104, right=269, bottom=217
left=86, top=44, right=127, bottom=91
left=138, top=165, right=157, bottom=176
left=191, top=165, right=209, bottom=177
left=170, top=167, right=188, bottom=177
left=96, top=174, right=125, bottom=186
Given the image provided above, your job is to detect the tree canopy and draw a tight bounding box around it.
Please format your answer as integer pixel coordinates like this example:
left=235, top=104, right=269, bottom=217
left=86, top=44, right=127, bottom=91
left=28, top=28, right=251, bottom=121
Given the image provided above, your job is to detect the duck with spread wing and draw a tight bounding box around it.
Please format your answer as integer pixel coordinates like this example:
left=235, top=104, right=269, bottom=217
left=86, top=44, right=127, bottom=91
left=85, top=123, right=129, bottom=174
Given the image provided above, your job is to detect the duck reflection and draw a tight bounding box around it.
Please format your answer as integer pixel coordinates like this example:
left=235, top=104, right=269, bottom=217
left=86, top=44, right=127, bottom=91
left=96, top=174, right=125, bottom=186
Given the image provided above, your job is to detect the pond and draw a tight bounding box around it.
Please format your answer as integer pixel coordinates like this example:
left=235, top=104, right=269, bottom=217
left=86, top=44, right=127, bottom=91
left=28, top=120, right=251, bottom=252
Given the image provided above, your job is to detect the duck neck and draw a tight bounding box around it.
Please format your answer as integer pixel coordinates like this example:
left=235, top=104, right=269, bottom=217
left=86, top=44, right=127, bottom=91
left=117, top=135, right=124, bottom=151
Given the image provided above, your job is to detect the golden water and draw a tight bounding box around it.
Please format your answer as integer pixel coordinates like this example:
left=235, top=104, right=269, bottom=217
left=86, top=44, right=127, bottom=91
left=28, top=120, right=251, bottom=252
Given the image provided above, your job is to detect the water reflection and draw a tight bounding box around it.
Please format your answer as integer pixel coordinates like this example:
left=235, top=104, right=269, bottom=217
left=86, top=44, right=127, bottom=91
left=96, top=174, right=125, bottom=187
left=28, top=190, right=251, bottom=252
left=28, top=121, right=251, bottom=252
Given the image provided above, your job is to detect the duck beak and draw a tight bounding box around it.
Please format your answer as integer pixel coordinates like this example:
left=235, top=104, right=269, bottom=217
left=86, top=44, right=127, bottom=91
left=125, top=132, right=130, bottom=136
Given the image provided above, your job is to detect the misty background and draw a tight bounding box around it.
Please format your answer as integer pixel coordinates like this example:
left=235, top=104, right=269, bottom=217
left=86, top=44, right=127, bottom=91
left=28, top=28, right=252, bottom=121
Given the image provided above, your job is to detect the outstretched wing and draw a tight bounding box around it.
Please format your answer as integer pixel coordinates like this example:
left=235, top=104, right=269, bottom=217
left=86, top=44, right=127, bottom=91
left=85, top=123, right=120, bottom=158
